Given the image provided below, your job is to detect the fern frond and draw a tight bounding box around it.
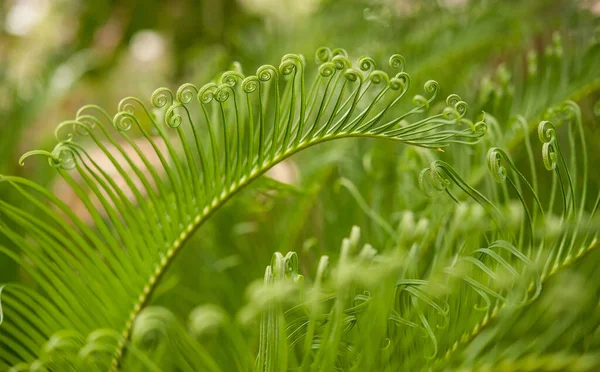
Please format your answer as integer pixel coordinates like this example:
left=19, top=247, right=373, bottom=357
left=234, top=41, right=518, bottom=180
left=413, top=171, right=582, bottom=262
left=0, top=48, right=485, bottom=370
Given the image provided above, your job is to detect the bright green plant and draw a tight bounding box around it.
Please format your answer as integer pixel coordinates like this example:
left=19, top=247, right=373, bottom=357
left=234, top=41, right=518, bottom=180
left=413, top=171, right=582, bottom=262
left=1, top=3, right=600, bottom=372
left=0, top=48, right=487, bottom=370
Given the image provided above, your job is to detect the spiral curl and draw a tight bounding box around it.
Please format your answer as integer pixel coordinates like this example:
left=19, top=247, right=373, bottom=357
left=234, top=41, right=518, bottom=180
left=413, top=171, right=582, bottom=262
left=198, top=83, right=218, bottom=104
left=176, top=83, right=198, bottom=104
left=151, top=87, right=174, bottom=108
left=388, top=54, right=405, bottom=72
left=368, top=70, right=390, bottom=85
left=424, top=80, right=439, bottom=97
left=389, top=76, right=406, bottom=91
left=257, top=64, right=278, bottom=82
left=265, top=251, right=303, bottom=285
left=419, top=163, right=451, bottom=196
left=394, top=72, right=410, bottom=90
left=318, top=62, right=337, bottom=78
left=48, top=142, right=79, bottom=169
left=117, top=97, right=155, bottom=128
left=344, top=68, right=363, bottom=83
left=358, top=56, right=376, bottom=73
left=279, top=54, right=303, bottom=76
left=241, top=76, right=259, bottom=94
left=328, top=56, right=348, bottom=71
left=412, top=81, right=440, bottom=110
left=315, top=47, right=332, bottom=65
left=487, top=148, right=508, bottom=183
left=216, top=84, right=234, bottom=103
left=165, top=103, right=184, bottom=128
left=112, top=111, right=139, bottom=132
left=454, top=100, right=468, bottom=117
left=442, top=99, right=469, bottom=123
left=76, top=113, right=107, bottom=137
left=221, top=70, right=245, bottom=87
left=538, top=120, right=557, bottom=147
left=118, top=97, right=140, bottom=115
left=284, top=251, right=300, bottom=279
left=538, top=121, right=558, bottom=170
left=472, top=117, right=488, bottom=136
left=413, top=94, right=430, bottom=109
left=442, top=107, right=461, bottom=122
left=446, top=93, right=462, bottom=107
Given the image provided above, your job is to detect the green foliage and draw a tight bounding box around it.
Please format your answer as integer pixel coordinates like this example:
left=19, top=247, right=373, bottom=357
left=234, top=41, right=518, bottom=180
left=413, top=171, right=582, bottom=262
left=1, top=1, right=600, bottom=371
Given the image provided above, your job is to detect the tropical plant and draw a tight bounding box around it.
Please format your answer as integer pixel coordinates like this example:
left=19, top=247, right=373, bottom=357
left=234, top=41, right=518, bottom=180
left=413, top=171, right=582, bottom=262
left=1, top=1, right=600, bottom=372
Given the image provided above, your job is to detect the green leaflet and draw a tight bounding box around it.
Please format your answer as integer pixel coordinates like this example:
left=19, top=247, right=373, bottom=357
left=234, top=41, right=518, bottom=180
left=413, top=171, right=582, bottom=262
left=0, top=48, right=485, bottom=370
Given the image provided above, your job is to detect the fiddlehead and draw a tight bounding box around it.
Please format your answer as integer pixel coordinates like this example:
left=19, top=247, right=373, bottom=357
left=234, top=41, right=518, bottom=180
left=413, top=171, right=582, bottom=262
left=412, top=80, right=440, bottom=111
left=199, top=82, right=219, bottom=103
left=358, top=56, right=376, bottom=74
left=176, top=83, right=199, bottom=105
left=19, top=141, right=78, bottom=170
left=221, top=70, right=245, bottom=87
left=164, top=103, right=184, bottom=128
left=315, top=47, right=332, bottom=65
left=389, top=54, right=405, bottom=72
left=538, top=120, right=575, bottom=217
left=151, top=87, right=174, bottom=109
left=420, top=161, right=502, bottom=226
left=487, top=147, right=544, bottom=249
left=538, top=121, right=559, bottom=172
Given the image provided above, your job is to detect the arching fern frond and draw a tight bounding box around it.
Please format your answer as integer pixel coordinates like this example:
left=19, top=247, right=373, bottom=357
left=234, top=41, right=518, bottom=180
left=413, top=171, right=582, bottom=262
left=0, top=48, right=486, bottom=371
